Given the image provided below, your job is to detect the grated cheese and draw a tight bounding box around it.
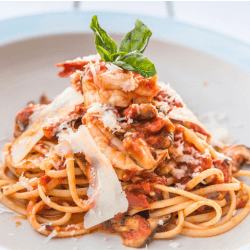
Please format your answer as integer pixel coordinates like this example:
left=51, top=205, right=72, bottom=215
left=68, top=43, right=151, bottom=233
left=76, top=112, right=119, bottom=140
left=158, top=220, right=164, bottom=226
left=65, top=224, right=80, bottom=231
left=159, top=102, right=170, bottom=114
left=174, top=140, right=184, bottom=156
left=177, top=154, right=200, bottom=165
left=54, top=141, right=73, bottom=158
left=21, top=182, right=33, bottom=191
left=169, top=242, right=180, bottom=248
left=65, top=54, right=101, bottom=63
left=191, top=172, right=200, bottom=178
left=105, top=63, right=122, bottom=73
left=44, top=230, right=57, bottom=243
left=172, top=166, right=187, bottom=180
left=37, top=225, right=46, bottom=232
left=194, top=167, right=201, bottom=173
left=118, top=117, right=126, bottom=122
left=124, top=132, right=133, bottom=137
left=176, top=183, right=186, bottom=190
left=89, top=63, right=98, bottom=84
left=87, top=103, right=121, bottom=131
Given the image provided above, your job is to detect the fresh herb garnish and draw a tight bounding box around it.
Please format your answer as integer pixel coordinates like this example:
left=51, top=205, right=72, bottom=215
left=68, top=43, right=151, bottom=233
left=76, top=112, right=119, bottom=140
left=90, top=15, right=157, bottom=78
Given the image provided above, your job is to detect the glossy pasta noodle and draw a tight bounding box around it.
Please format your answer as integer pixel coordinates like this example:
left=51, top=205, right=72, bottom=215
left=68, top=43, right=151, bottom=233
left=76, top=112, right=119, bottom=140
left=1, top=23, right=250, bottom=247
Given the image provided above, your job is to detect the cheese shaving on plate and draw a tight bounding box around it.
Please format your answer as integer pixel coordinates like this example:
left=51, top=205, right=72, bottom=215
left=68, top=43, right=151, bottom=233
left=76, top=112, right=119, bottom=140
left=69, top=125, right=128, bottom=229
left=11, top=87, right=84, bottom=164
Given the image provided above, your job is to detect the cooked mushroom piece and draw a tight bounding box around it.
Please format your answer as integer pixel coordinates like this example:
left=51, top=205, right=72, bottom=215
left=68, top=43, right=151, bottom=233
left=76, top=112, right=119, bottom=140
left=220, top=145, right=250, bottom=172
left=111, top=214, right=172, bottom=248
left=123, top=104, right=158, bottom=121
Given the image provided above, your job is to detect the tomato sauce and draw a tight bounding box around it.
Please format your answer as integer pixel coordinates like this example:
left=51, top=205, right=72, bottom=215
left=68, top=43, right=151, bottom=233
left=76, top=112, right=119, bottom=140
left=154, top=89, right=183, bottom=113
left=131, top=116, right=174, bottom=149
left=125, top=173, right=167, bottom=208
left=14, top=104, right=35, bottom=138
left=56, top=61, right=90, bottom=77
left=213, top=159, right=232, bottom=183
left=168, top=124, right=213, bottom=185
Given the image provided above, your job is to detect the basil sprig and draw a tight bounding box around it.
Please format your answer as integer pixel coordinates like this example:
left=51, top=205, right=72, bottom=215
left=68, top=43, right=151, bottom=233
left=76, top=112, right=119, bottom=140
left=119, top=19, right=152, bottom=54
left=90, top=15, right=157, bottom=78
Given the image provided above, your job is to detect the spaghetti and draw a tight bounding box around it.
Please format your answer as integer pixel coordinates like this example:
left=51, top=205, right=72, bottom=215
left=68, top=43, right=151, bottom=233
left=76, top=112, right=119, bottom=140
left=1, top=19, right=250, bottom=248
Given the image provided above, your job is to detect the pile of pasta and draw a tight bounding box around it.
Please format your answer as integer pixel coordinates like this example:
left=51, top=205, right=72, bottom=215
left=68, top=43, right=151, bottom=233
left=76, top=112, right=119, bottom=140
left=1, top=55, right=250, bottom=248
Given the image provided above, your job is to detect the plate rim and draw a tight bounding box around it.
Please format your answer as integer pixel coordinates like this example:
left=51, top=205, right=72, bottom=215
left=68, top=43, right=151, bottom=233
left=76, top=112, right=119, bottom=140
left=1, top=10, right=250, bottom=74
left=1, top=10, right=250, bottom=250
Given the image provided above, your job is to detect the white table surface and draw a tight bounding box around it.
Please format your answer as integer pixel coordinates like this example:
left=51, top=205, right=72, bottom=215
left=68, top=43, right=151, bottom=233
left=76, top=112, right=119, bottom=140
left=1, top=1, right=250, bottom=46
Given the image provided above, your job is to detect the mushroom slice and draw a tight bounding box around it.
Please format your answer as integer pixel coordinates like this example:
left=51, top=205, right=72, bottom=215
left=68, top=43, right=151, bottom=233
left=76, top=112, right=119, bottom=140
left=111, top=214, right=172, bottom=248
left=220, top=145, right=250, bottom=172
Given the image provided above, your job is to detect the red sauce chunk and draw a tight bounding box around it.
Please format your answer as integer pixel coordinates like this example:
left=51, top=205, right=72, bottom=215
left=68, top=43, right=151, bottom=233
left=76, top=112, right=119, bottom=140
left=125, top=173, right=167, bottom=208
left=14, top=104, right=35, bottom=138
left=154, top=89, right=183, bottom=113
left=56, top=61, right=90, bottom=77
left=131, top=116, right=174, bottom=149
left=213, top=159, right=232, bottom=183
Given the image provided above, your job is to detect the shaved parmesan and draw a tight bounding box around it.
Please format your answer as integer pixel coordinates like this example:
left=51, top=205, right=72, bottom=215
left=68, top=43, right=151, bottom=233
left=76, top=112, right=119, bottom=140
left=69, top=125, right=128, bottom=229
left=157, top=83, right=208, bottom=134
left=11, top=87, right=84, bottom=164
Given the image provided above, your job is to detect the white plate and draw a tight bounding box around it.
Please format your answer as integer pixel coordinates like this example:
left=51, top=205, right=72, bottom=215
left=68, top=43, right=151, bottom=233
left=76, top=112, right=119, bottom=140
left=0, top=12, right=250, bottom=250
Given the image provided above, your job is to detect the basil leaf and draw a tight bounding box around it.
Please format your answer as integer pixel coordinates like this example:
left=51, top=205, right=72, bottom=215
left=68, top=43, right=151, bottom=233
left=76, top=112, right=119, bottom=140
left=90, top=15, right=117, bottom=61
left=118, top=19, right=152, bottom=54
left=112, top=51, right=157, bottom=78
left=111, top=51, right=126, bottom=61
left=97, top=46, right=113, bottom=62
